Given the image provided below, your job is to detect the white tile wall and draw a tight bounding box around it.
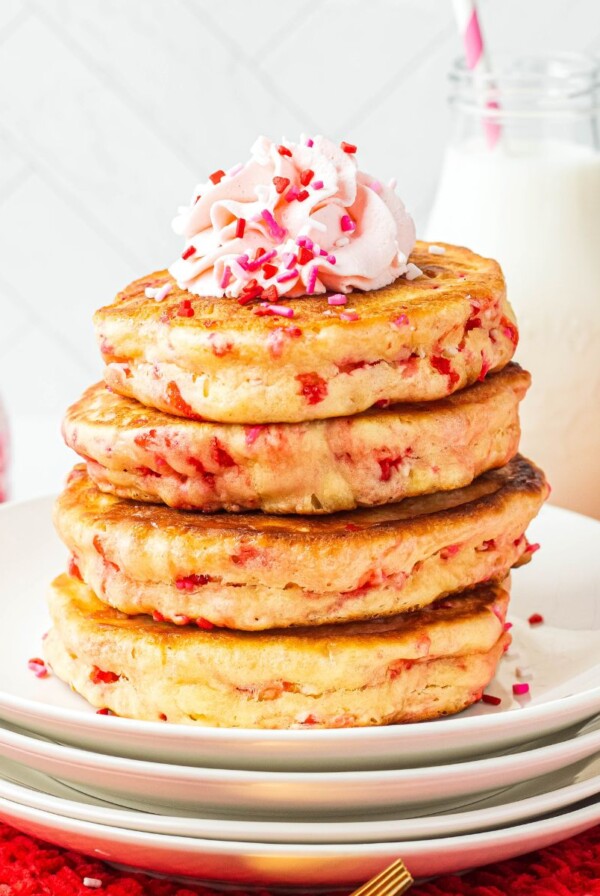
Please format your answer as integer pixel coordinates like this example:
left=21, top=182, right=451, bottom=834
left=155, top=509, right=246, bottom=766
left=1, top=0, right=599, bottom=497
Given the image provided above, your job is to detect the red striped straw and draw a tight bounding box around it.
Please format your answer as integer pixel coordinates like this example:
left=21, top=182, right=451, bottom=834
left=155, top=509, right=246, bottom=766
left=452, top=0, right=501, bottom=147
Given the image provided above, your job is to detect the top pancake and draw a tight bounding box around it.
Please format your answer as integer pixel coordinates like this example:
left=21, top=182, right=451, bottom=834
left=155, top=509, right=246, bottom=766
left=94, top=242, right=519, bottom=423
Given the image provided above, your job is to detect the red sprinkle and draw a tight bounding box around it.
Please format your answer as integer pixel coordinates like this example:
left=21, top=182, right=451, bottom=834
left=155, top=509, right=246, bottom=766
left=152, top=610, right=166, bottom=622
left=528, top=613, right=544, bottom=625
left=177, top=299, right=194, bottom=318
left=181, top=245, right=195, bottom=260
left=68, top=556, right=83, bottom=581
left=296, top=189, right=309, bottom=202
left=431, top=355, right=460, bottom=386
left=262, top=263, right=278, bottom=280
left=261, top=285, right=279, bottom=303
left=96, top=707, right=114, bottom=716
left=27, top=658, right=49, bottom=679
left=300, top=169, right=314, bottom=186
left=197, top=617, right=215, bottom=630
left=235, top=218, right=246, bottom=238
left=273, top=176, right=290, bottom=194
left=481, top=693, right=502, bottom=706
left=90, top=667, right=120, bottom=685
left=175, top=574, right=211, bottom=592
left=340, top=141, right=357, bottom=153
left=209, top=169, right=226, bottom=185
left=296, top=372, right=328, bottom=405
left=297, top=246, right=314, bottom=266
left=525, top=542, right=541, bottom=555
left=440, top=543, right=461, bottom=560
left=277, top=145, right=292, bottom=157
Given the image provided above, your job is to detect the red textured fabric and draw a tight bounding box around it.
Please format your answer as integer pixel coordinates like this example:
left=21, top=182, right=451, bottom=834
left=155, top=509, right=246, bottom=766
left=0, top=822, right=599, bottom=894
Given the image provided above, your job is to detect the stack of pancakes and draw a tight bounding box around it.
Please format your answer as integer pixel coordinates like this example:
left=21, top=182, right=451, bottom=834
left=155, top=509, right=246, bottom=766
left=46, top=242, right=549, bottom=728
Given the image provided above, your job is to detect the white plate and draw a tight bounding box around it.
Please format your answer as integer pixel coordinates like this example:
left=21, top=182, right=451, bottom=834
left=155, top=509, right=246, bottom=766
left=2, top=749, right=600, bottom=844
left=1, top=496, right=600, bottom=771
left=1, top=791, right=600, bottom=885
left=1, top=716, right=600, bottom=816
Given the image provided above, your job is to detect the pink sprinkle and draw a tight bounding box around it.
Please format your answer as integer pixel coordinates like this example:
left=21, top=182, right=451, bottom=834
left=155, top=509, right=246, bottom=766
left=296, top=236, right=313, bottom=249
left=525, top=542, right=541, bottom=555
left=328, top=293, right=347, bottom=306
left=261, top=209, right=286, bottom=241
left=392, top=314, right=409, bottom=328
left=340, top=311, right=360, bottom=321
left=306, top=265, right=318, bottom=294
left=504, top=621, right=513, bottom=631
left=237, top=254, right=250, bottom=271
left=340, top=215, right=356, bottom=233
left=306, top=138, right=314, bottom=147
left=247, top=249, right=277, bottom=271
left=312, top=180, right=324, bottom=189
left=154, top=283, right=172, bottom=302
left=285, top=186, right=300, bottom=202
left=28, top=658, right=49, bottom=679
left=320, top=248, right=328, bottom=256
left=282, top=252, right=297, bottom=269
left=245, top=425, right=264, bottom=446
left=327, top=254, right=336, bottom=264
left=260, top=304, right=294, bottom=319
left=277, top=269, right=298, bottom=283
left=512, top=682, right=530, bottom=696
left=370, top=180, right=382, bottom=193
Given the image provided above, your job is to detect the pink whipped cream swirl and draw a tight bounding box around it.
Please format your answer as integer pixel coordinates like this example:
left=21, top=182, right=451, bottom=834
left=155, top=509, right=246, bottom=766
left=169, top=135, right=416, bottom=301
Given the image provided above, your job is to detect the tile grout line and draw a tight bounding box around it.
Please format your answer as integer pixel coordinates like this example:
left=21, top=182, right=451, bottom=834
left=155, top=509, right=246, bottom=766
left=0, top=120, right=146, bottom=272
left=254, top=0, right=327, bottom=62
left=28, top=0, right=201, bottom=175
left=0, top=164, right=33, bottom=207
left=180, top=0, right=321, bottom=133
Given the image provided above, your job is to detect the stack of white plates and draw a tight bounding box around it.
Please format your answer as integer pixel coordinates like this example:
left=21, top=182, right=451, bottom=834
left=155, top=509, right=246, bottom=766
left=0, top=496, right=599, bottom=888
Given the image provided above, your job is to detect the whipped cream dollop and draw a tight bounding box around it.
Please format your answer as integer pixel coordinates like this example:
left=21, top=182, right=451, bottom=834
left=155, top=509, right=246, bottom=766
left=169, top=135, right=416, bottom=300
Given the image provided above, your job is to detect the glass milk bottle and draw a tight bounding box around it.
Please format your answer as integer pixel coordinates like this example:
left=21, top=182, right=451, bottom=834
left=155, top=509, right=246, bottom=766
left=427, top=54, right=600, bottom=519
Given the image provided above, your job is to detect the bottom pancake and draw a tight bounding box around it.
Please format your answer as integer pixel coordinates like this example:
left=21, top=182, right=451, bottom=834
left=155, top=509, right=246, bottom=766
left=45, top=573, right=511, bottom=729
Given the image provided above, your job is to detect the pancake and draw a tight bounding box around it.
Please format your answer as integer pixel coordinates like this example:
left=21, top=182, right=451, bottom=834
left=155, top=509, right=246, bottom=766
left=54, top=457, right=548, bottom=630
left=63, top=364, right=529, bottom=514
left=94, top=242, right=518, bottom=424
left=45, top=573, right=511, bottom=728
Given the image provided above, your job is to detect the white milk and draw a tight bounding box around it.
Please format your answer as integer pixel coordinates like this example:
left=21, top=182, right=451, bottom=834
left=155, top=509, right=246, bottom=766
left=426, top=140, right=600, bottom=518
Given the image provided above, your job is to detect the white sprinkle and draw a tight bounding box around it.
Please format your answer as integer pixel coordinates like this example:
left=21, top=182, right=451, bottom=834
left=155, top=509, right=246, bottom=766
left=83, top=879, right=103, bottom=889
left=154, top=283, right=172, bottom=302
left=405, top=262, right=423, bottom=281
left=388, top=177, right=397, bottom=190
left=428, top=244, right=446, bottom=255
left=516, top=665, right=534, bottom=680
left=144, top=287, right=158, bottom=299
left=335, top=237, right=350, bottom=248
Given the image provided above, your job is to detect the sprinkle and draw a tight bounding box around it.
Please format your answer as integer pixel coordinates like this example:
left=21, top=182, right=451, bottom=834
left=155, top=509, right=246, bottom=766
left=277, top=144, right=292, bottom=157
left=152, top=610, right=165, bottom=622
left=428, top=245, right=446, bottom=255
left=96, top=707, right=113, bottom=716
left=305, top=137, right=314, bottom=147
left=296, top=189, right=310, bottom=202
left=181, top=245, right=195, bottom=260
left=261, top=209, right=286, bottom=240
left=209, top=169, right=226, bottom=185
left=312, top=180, right=324, bottom=189
left=300, top=169, right=314, bottom=186
left=219, top=266, right=232, bottom=290
left=258, top=304, right=295, bottom=319
left=28, top=658, right=49, bottom=679
left=328, top=294, right=347, bottom=306
left=516, top=665, right=534, bottom=680
left=504, top=621, right=513, bottom=631
left=481, top=693, right=501, bottom=706
left=392, top=314, right=409, bottom=328
left=528, top=613, right=544, bottom=625
left=172, top=614, right=191, bottom=626
left=83, top=878, right=103, bottom=889
left=282, top=252, right=297, bottom=269
left=247, top=248, right=277, bottom=271
left=340, top=214, right=356, bottom=233
left=340, top=311, right=360, bottom=322
left=285, top=185, right=300, bottom=202
left=235, top=218, right=246, bottom=238
left=262, top=263, right=278, bottom=280
left=154, top=283, right=172, bottom=302
left=327, top=254, right=336, bottom=264
left=525, top=542, right=541, bottom=555
left=277, top=269, right=298, bottom=284
left=273, top=176, right=290, bottom=194
left=335, top=237, right=350, bottom=248
left=237, top=254, right=250, bottom=271
left=306, top=265, right=318, bottom=294
left=144, top=287, right=157, bottom=298
left=296, top=236, right=311, bottom=248
left=370, top=180, right=382, bottom=192
left=405, top=263, right=423, bottom=280
left=512, top=682, right=530, bottom=696
left=177, top=299, right=194, bottom=318
left=297, top=246, right=314, bottom=266
left=197, top=617, right=215, bottom=630
left=227, top=162, right=244, bottom=177
left=340, top=141, right=357, bottom=153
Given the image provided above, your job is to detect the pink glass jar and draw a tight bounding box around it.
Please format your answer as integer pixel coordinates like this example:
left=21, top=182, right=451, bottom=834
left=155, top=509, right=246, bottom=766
left=0, top=398, right=8, bottom=502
